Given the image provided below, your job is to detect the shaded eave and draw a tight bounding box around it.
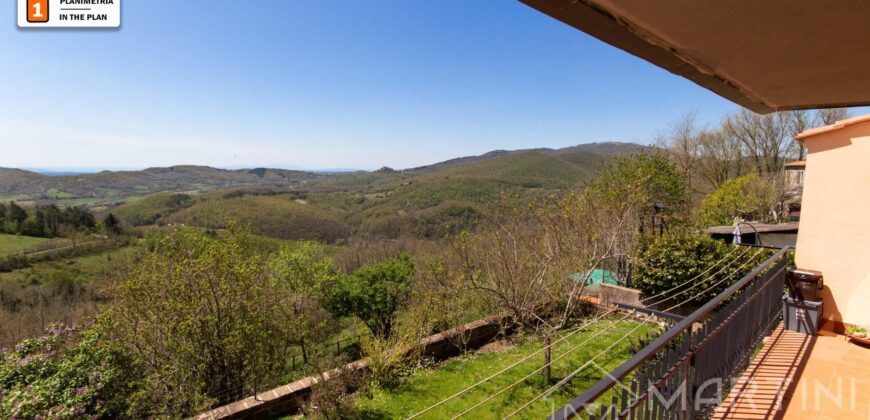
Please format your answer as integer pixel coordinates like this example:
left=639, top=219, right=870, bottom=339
left=519, top=0, right=870, bottom=114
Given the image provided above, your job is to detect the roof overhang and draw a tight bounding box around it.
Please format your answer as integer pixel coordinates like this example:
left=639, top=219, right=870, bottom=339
left=519, top=0, right=870, bottom=113
left=795, top=114, right=870, bottom=142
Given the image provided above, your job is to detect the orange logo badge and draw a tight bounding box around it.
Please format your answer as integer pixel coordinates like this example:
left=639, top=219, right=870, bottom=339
left=27, top=0, right=49, bottom=23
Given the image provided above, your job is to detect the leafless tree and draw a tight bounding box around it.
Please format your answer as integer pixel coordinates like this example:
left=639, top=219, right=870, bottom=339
left=722, top=109, right=802, bottom=175
left=815, top=108, right=849, bottom=126
left=790, top=110, right=812, bottom=160
left=695, top=129, right=744, bottom=190
left=655, top=112, right=701, bottom=189
left=451, top=187, right=638, bottom=383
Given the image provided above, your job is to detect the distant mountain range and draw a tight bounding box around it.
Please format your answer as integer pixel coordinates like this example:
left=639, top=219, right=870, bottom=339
left=0, top=142, right=650, bottom=232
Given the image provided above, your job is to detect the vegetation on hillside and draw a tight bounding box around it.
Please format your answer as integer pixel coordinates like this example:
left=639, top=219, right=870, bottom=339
left=165, top=195, right=350, bottom=243
left=0, top=166, right=317, bottom=201
left=0, top=202, right=97, bottom=238
left=100, top=144, right=638, bottom=241
left=0, top=246, right=134, bottom=347
left=0, top=123, right=828, bottom=419
left=110, top=192, right=195, bottom=226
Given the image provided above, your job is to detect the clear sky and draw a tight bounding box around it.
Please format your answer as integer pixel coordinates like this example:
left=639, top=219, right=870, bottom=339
left=0, top=1, right=795, bottom=171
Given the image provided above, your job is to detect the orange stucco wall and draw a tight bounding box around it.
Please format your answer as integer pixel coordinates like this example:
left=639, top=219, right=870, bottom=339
left=795, top=118, right=870, bottom=328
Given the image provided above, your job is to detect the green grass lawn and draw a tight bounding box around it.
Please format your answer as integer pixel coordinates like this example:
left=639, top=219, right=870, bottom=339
left=45, top=188, right=74, bottom=198
left=0, top=233, right=67, bottom=255
left=0, top=244, right=136, bottom=284
left=352, top=318, right=660, bottom=419
left=0, top=194, right=33, bottom=202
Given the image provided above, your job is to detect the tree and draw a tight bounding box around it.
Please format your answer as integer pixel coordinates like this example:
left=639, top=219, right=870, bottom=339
left=791, top=110, right=812, bottom=160
left=696, top=129, right=744, bottom=189
left=594, top=153, right=687, bottom=208
left=105, top=228, right=300, bottom=415
left=38, top=205, right=63, bottom=237
left=449, top=153, right=679, bottom=384
left=326, top=254, right=414, bottom=339
left=655, top=111, right=701, bottom=189
left=21, top=214, right=44, bottom=237
left=8, top=201, right=27, bottom=232
left=815, top=108, right=848, bottom=126
left=62, top=207, right=96, bottom=230
left=0, top=203, right=6, bottom=228
left=102, top=213, right=122, bottom=235
left=588, top=152, right=689, bottom=232
left=697, top=171, right=788, bottom=226
left=697, top=174, right=754, bottom=226
left=722, top=109, right=802, bottom=175
left=268, top=242, right=340, bottom=363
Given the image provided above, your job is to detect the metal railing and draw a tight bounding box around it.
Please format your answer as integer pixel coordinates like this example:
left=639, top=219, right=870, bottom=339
left=288, top=333, right=366, bottom=370
left=550, top=246, right=791, bottom=420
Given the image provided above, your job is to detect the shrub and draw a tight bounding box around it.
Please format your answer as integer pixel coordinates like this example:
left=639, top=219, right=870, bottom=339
left=0, top=253, right=28, bottom=272
left=632, top=234, right=773, bottom=307
left=104, top=227, right=303, bottom=415
left=326, top=254, right=414, bottom=339
left=0, top=323, right=141, bottom=419
left=697, top=173, right=755, bottom=226
left=697, top=171, right=789, bottom=226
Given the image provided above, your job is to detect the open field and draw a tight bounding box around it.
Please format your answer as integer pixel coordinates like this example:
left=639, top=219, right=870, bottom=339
left=0, top=233, right=68, bottom=255
left=0, top=244, right=137, bottom=285
left=0, top=194, right=34, bottom=202
left=0, top=244, right=138, bottom=346
left=352, top=319, right=660, bottom=419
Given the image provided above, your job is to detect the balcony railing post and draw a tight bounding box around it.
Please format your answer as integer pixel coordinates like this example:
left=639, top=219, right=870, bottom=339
left=685, top=352, right=696, bottom=419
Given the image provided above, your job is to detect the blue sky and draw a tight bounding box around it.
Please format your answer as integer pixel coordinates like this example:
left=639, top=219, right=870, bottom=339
left=0, top=1, right=785, bottom=170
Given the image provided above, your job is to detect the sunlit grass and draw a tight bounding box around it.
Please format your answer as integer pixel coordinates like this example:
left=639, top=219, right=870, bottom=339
left=0, top=233, right=63, bottom=255
left=353, top=318, right=659, bottom=419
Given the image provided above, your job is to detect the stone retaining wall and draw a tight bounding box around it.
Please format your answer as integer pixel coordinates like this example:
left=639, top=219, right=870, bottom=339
left=196, top=315, right=511, bottom=420
left=598, top=283, right=644, bottom=307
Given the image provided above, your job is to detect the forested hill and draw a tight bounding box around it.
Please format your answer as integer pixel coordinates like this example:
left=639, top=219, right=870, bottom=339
left=1, top=142, right=649, bottom=240
left=0, top=142, right=647, bottom=200
left=0, top=165, right=318, bottom=198
left=409, top=141, right=648, bottom=172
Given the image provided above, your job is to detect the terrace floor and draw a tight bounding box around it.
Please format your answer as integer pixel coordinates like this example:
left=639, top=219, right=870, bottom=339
left=713, top=323, right=870, bottom=419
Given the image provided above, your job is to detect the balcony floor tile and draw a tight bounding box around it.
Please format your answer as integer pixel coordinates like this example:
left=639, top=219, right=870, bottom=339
left=713, top=323, right=870, bottom=419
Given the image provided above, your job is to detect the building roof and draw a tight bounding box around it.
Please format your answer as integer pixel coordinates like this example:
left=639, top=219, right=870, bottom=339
left=784, top=160, right=806, bottom=168
left=704, top=222, right=799, bottom=235
left=519, top=0, right=870, bottom=113
left=795, top=114, right=870, bottom=141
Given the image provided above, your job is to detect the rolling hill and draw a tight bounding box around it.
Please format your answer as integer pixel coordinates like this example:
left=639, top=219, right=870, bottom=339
left=164, top=194, right=349, bottom=243
left=3, top=142, right=650, bottom=241
left=0, top=166, right=318, bottom=205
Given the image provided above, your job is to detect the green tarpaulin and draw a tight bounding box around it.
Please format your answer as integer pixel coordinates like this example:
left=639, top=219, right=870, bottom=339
left=568, top=269, right=618, bottom=286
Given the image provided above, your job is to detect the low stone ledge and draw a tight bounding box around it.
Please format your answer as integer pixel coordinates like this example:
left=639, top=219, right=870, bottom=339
left=599, top=283, right=643, bottom=307
left=196, top=315, right=511, bottom=419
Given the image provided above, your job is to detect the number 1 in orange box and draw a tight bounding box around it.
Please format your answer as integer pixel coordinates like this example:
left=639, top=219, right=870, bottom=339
left=27, top=0, right=49, bottom=23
